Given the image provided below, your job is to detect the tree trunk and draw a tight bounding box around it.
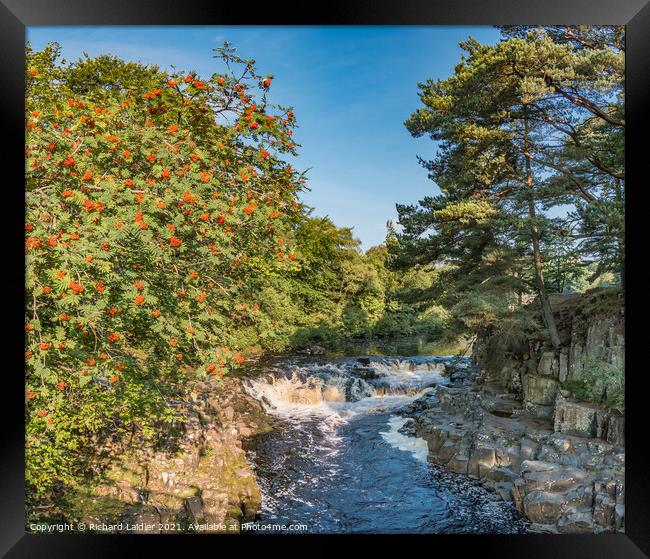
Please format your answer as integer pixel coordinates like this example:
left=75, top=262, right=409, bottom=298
left=528, top=198, right=562, bottom=348
left=524, top=111, right=562, bottom=349
left=615, top=179, right=625, bottom=290
left=619, top=240, right=625, bottom=290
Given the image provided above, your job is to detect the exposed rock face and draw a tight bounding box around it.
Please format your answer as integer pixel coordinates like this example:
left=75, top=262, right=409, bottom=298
left=522, top=374, right=558, bottom=406
left=424, top=289, right=625, bottom=533
left=404, top=360, right=624, bottom=534
left=70, top=377, right=272, bottom=533
left=553, top=397, right=624, bottom=446
left=474, top=290, right=624, bottom=417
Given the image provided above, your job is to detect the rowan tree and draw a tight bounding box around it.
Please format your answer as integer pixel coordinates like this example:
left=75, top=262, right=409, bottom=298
left=25, top=42, right=303, bottom=497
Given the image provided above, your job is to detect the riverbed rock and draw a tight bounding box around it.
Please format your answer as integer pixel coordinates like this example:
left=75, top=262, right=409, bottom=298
left=606, top=413, right=625, bottom=446
left=437, top=438, right=461, bottom=464
left=349, top=365, right=378, bottom=380
left=557, top=509, right=594, bottom=533
left=480, top=391, right=522, bottom=418
left=593, top=493, right=615, bottom=527
left=447, top=453, right=470, bottom=474
left=521, top=461, right=592, bottom=492
left=460, top=288, right=625, bottom=533
left=485, top=466, right=518, bottom=483
left=408, top=359, right=624, bottom=534
left=185, top=496, right=204, bottom=523
left=523, top=491, right=565, bottom=524
left=397, top=418, right=417, bottom=436
left=615, top=503, right=625, bottom=530
left=467, top=444, right=496, bottom=479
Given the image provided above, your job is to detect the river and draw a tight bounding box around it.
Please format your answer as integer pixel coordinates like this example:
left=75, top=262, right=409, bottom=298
left=241, top=349, right=528, bottom=534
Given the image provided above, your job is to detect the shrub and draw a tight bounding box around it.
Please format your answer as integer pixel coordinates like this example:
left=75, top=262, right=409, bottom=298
left=564, top=357, right=624, bottom=412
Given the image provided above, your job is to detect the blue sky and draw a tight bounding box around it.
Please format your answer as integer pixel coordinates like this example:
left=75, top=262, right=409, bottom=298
left=27, top=26, right=502, bottom=250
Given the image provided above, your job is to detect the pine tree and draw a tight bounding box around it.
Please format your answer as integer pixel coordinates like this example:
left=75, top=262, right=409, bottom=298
left=396, top=26, right=624, bottom=345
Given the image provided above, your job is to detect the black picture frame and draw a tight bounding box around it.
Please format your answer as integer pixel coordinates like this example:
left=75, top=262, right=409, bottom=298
left=2, top=1, right=648, bottom=556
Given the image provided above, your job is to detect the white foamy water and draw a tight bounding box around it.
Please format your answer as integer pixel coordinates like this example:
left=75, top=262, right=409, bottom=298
left=371, top=360, right=447, bottom=388
left=380, top=415, right=429, bottom=463
left=245, top=355, right=528, bottom=534
left=243, top=357, right=450, bottom=468
left=243, top=357, right=450, bottom=422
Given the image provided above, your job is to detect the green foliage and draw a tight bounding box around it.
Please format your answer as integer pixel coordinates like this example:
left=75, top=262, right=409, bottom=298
left=26, top=42, right=303, bottom=498
left=391, top=25, right=624, bottom=341
left=26, top=26, right=626, bottom=510
left=25, top=43, right=453, bottom=502
left=564, top=358, right=624, bottom=412
left=540, top=226, right=592, bottom=293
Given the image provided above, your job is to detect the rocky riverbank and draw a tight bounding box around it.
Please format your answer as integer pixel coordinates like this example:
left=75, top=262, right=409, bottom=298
left=57, top=376, right=274, bottom=533
left=47, top=288, right=623, bottom=534
left=400, top=289, right=625, bottom=533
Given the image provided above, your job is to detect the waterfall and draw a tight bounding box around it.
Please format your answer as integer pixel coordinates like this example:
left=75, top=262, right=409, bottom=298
left=243, top=356, right=455, bottom=420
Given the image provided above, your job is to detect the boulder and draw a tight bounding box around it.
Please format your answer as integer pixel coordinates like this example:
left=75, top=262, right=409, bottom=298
left=537, top=352, right=558, bottom=378
left=437, top=438, right=461, bottom=464
left=521, top=464, right=592, bottom=494
left=564, top=485, right=594, bottom=510
left=557, top=509, right=594, bottom=534
left=495, top=482, right=515, bottom=502
left=485, top=466, right=518, bottom=483
left=523, top=490, right=565, bottom=524
left=185, top=496, right=204, bottom=523
left=201, top=489, right=229, bottom=521
left=520, top=438, right=539, bottom=461
left=615, top=503, right=625, bottom=530
left=569, top=342, right=586, bottom=381
left=554, top=400, right=597, bottom=438
left=447, top=453, right=469, bottom=474
left=558, top=350, right=569, bottom=383
left=522, top=374, right=558, bottom=406
left=349, top=366, right=378, bottom=380
left=422, top=427, right=448, bottom=454
left=606, top=414, right=625, bottom=447
left=523, top=401, right=555, bottom=419
left=593, top=493, right=615, bottom=528
left=502, top=445, right=523, bottom=471
left=397, top=418, right=417, bottom=436
left=468, top=445, right=496, bottom=479
left=481, top=394, right=521, bottom=418
left=512, top=478, right=526, bottom=513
